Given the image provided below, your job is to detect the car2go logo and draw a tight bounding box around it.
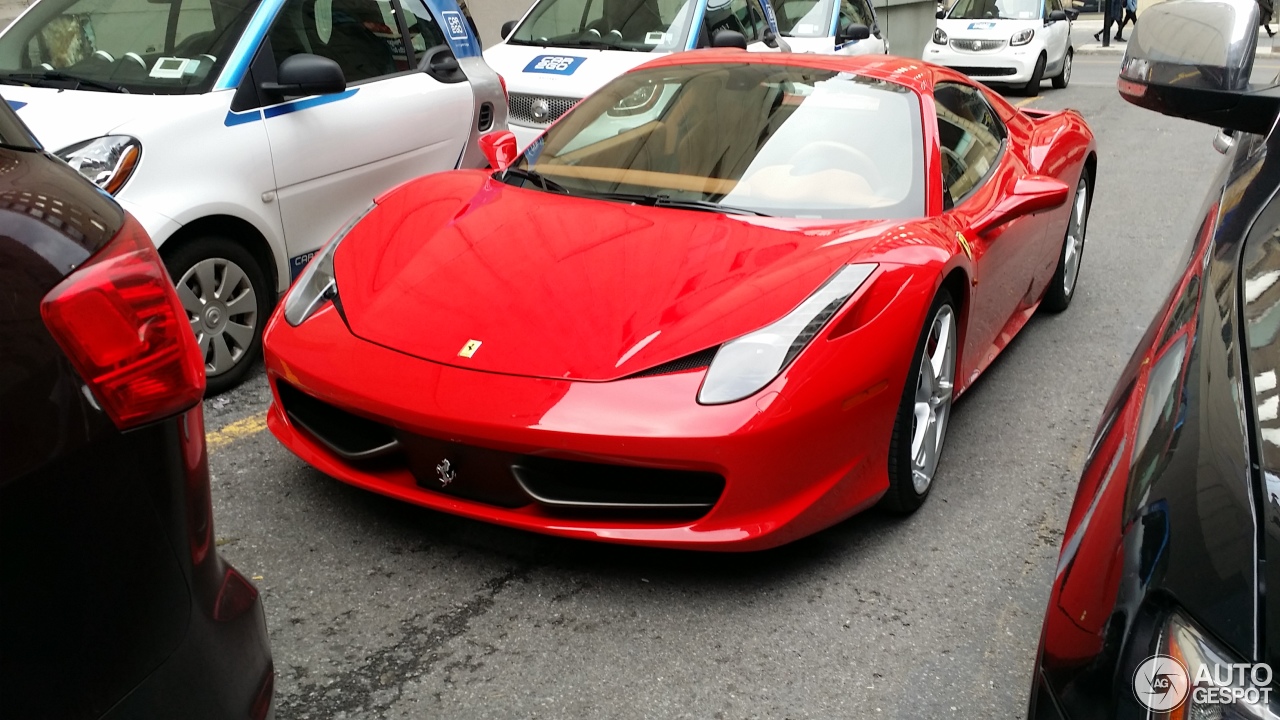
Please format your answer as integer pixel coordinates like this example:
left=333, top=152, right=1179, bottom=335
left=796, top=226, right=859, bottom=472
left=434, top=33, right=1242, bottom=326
left=441, top=11, right=468, bottom=40
left=1133, top=655, right=1274, bottom=711
left=523, top=55, right=586, bottom=75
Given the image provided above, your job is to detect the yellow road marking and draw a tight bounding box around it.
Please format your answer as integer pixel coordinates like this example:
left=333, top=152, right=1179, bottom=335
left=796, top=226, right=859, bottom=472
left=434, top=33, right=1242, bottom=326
left=206, top=412, right=268, bottom=451
left=1015, top=95, right=1042, bottom=107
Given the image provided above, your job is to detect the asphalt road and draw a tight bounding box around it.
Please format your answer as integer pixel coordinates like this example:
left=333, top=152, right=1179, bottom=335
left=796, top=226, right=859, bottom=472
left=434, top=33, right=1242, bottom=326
left=201, top=56, right=1279, bottom=718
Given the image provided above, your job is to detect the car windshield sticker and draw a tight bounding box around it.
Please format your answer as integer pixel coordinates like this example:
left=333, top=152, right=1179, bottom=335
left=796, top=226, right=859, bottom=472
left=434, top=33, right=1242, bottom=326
left=967, top=21, right=997, bottom=28
left=644, top=31, right=670, bottom=44
left=524, top=55, right=586, bottom=74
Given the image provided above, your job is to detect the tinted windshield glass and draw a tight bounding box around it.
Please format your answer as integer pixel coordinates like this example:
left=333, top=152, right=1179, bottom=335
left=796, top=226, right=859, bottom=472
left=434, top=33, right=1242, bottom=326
left=509, top=0, right=697, bottom=52
left=775, top=0, right=833, bottom=37
left=0, top=0, right=257, bottom=94
left=947, top=0, right=1041, bottom=20
left=518, top=63, right=925, bottom=219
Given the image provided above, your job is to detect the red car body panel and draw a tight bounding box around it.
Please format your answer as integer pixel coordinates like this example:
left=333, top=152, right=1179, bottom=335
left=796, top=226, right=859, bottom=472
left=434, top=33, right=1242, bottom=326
left=263, top=52, right=1097, bottom=550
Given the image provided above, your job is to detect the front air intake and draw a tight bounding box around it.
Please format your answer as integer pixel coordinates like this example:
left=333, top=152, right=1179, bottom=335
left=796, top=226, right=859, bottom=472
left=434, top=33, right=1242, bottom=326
left=478, top=102, right=494, bottom=132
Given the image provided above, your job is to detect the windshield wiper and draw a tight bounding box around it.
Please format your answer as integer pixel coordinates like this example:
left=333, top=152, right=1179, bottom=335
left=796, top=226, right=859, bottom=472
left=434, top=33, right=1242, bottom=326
left=0, top=71, right=128, bottom=93
left=500, top=166, right=570, bottom=194
left=588, top=192, right=773, bottom=217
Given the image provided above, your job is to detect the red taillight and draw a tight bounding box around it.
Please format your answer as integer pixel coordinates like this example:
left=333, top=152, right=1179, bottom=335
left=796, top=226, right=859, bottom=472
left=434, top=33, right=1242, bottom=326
left=250, top=661, right=275, bottom=720
left=40, top=214, right=205, bottom=429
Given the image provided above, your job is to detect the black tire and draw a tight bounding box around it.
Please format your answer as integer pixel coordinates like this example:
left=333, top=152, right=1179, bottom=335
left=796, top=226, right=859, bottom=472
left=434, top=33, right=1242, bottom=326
left=1051, top=48, right=1072, bottom=89
left=163, top=235, right=272, bottom=396
left=1041, top=167, right=1091, bottom=313
left=881, top=288, right=958, bottom=515
left=1022, top=53, right=1046, bottom=95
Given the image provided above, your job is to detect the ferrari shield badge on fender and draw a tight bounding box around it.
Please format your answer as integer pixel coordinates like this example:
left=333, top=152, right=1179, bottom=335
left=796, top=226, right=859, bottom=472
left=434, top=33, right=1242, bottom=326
left=956, top=231, right=973, bottom=260
left=458, top=339, right=482, bottom=358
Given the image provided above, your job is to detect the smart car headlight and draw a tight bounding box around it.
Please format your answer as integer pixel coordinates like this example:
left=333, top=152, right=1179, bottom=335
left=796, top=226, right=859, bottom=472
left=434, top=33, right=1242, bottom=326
left=283, top=202, right=375, bottom=326
left=1010, top=28, right=1034, bottom=46
left=933, top=27, right=949, bottom=45
left=1147, top=612, right=1280, bottom=718
left=698, top=264, right=876, bottom=405
left=55, top=136, right=141, bottom=195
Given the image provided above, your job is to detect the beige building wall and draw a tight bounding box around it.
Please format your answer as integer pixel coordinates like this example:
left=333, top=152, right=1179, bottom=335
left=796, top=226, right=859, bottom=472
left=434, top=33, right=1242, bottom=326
left=874, top=0, right=939, bottom=58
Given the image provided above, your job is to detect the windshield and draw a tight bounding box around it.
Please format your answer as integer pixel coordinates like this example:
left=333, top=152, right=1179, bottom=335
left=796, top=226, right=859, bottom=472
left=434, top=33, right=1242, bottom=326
left=774, top=0, right=833, bottom=37
left=0, top=0, right=257, bottom=94
left=508, top=0, right=697, bottom=52
left=515, top=63, right=925, bottom=220
left=947, top=0, right=1042, bottom=20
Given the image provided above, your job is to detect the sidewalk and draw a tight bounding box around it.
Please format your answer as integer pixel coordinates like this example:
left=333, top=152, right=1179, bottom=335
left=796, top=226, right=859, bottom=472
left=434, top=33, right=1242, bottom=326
left=1069, top=11, right=1280, bottom=55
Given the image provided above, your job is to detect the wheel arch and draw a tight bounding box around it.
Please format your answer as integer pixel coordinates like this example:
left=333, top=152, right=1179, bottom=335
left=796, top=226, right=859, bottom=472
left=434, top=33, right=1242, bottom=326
left=158, top=215, right=282, bottom=302
left=940, top=266, right=971, bottom=388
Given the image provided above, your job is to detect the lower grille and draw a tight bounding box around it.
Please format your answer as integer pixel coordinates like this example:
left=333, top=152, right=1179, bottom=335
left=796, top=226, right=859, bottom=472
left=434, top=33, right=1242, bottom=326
left=508, top=92, right=580, bottom=127
left=276, top=381, right=725, bottom=518
left=512, top=459, right=724, bottom=513
left=276, top=381, right=399, bottom=460
left=951, top=66, right=1018, bottom=77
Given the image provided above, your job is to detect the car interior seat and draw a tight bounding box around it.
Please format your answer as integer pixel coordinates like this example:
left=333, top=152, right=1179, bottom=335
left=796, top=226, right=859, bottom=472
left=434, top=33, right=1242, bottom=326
left=306, top=0, right=395, bottom=82
left=601, top=0, right=666, bottom=42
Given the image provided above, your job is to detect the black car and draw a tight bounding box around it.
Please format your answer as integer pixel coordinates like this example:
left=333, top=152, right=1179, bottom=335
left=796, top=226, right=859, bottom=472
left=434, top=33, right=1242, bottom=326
left=1028, top=0, right=1280, bottom=717
left=0, top=100, right=274, bottom=718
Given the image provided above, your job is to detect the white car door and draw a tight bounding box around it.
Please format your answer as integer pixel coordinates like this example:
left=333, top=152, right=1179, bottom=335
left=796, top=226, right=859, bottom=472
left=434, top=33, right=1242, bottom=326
left=253, top=0, right=474, bottom=263
left=1043, top=0, right=1069, bottom=68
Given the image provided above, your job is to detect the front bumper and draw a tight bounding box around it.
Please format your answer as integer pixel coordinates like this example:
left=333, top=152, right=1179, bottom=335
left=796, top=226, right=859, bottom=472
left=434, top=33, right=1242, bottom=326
left=263, top=304, right=899, bottom=551
left=923, top=43, right=1042, bottom=83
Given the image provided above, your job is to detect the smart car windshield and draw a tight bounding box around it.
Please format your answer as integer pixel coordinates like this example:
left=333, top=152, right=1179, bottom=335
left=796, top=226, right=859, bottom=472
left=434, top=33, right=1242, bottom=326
left=774, top=0, right=834, bottom=37
left=508, top=0, right=697, bottom=52
left=947, top=0, right=1042, bottom=20
left=0, top=0, right=257, bottom=94
left=512, top=63, right=925, bottom=220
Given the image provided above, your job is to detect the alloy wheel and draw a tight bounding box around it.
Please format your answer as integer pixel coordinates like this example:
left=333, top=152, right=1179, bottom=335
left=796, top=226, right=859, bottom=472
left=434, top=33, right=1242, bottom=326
left=1062, top=177, right=1088, bottom=296
left=910, top=305, right=957, bottom=494
left=177, top=257, right=259, bottom=378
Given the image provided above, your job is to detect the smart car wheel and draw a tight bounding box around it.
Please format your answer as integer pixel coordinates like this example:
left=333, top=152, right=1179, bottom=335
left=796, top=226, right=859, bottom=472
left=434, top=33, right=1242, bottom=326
left=165, top=235, right=270, bottom=395
left=1041, top=169, right=1091, bottom=313
left=1023, top=53, right=1046, bottom=95
left=1052, top=48, right=1072, bottom=89
left=881, top=289, right=957, bottom=514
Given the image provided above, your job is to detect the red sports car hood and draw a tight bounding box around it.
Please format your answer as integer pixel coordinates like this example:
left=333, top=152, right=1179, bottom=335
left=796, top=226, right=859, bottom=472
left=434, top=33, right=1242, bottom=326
left=334, top=172, right=891, bottom=381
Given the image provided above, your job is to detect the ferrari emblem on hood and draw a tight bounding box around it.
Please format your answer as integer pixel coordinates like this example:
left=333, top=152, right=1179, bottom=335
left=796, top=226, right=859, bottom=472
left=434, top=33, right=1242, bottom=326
left=458, top=339, right=482, bottom=358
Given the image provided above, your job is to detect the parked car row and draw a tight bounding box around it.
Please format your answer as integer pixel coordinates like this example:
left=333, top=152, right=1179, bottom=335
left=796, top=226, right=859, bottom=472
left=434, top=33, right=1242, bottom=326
left=9, top=0, right=1279, bottom=714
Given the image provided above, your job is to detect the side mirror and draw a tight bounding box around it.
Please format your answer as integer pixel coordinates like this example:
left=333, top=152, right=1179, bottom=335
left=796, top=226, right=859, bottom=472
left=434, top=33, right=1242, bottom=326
left=936, top=8, right=947, bottom=18
left=837, top=22, right=872, bottom=42
left=261, top=54, right=345, bottom=97
left=1118, top=0, right=1276, bottom=134
left=1065, top=8, right=1078, bottom=19
left=501, top=20, right=517, bottom=39
left=972, top=175, right=1069, bottom=236
left=711, top=29, right=748, bottom=49
left=1047, top=9, right=1067, bottom=21
left=479, top=131, right=519, bottom=173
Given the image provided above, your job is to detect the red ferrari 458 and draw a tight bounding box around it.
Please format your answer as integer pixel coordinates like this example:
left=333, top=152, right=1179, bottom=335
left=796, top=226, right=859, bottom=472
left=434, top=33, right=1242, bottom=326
left=263, top=51, right=1096, bottom=550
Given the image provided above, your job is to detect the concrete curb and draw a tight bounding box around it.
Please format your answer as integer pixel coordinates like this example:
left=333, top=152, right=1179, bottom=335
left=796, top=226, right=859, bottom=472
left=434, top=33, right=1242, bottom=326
left=1073, top=43, right=1277, bottom=56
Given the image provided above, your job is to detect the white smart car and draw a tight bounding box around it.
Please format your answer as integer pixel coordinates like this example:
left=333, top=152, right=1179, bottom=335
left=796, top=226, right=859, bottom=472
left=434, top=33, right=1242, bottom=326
left=924, top=0, right=1075, bottom=95
left=773, top=0, right=887, bottom=55
left=0, top=0, right=506, bottom=392
left=484, top=0, right=792, bottom=150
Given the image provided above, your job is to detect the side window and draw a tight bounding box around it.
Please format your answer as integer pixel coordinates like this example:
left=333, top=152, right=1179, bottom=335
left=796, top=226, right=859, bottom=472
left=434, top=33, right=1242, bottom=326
left=398, top=0, right=449, bottom=59
left=745, top=0, right=769, bottom=38
left=839, top=0, right=872, bottom=28
left=705, top=0, right=762, bottom=43
left=267, top=0, right=405, bottom=84
left=934, top=82, right=1006, bottom=207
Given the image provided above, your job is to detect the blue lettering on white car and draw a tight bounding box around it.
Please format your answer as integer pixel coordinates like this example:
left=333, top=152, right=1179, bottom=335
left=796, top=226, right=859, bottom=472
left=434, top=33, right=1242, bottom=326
left=966, top=21, right=997, bottom=28
left=524, top=55, right=586, bottom=75
left=290, top=251, right=318, bottom=280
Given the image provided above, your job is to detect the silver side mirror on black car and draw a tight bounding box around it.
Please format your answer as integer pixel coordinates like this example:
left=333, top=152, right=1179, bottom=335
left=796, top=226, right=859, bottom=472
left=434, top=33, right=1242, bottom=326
left=1117, top=0, right=1278, bottom=134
